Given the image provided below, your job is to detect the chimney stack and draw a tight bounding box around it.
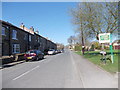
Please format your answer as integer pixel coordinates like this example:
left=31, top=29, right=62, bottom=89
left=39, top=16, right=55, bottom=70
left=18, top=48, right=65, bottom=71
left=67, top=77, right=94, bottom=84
left=35, top=30, right=39, bottom=34
left=30, top=26, right=34, bottom=31
left=20, top=23, right=25, bottom=29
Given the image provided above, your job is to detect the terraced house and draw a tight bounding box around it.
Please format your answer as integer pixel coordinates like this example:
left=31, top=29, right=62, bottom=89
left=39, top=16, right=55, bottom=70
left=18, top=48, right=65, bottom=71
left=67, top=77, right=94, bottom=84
left=1, top=20, right=57, bottom=61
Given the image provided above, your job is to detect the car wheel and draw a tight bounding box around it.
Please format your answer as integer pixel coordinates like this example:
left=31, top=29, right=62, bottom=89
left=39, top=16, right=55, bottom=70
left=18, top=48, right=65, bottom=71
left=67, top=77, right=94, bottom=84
left=36, top=57, right=39, bottom=61
left=42, top=56, right=44, bottom=59
left=26, top=59, right=29, bottom=62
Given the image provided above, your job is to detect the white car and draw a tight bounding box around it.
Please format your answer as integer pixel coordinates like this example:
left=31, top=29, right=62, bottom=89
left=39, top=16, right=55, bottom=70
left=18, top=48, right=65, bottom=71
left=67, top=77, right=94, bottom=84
left=48, top=49, right=55, bottom=55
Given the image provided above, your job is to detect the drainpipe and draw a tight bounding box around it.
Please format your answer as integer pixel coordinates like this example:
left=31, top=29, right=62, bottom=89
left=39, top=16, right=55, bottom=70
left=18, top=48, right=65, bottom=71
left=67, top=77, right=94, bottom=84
left=28, top=33, right=30, bottom=50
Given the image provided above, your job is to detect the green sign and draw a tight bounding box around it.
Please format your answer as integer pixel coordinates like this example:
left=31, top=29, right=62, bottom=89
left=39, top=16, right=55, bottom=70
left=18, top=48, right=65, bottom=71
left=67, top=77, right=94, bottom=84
left=99, top=33, right=110, bottom=43
left=100, top=35, right=110, bottom=40
left=99, top=33, right=114, bottom=63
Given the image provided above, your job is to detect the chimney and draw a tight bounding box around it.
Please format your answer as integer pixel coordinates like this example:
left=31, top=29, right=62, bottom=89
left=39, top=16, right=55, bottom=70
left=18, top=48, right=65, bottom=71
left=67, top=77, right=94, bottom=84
left=20, top=23, right=25, bottom=29
left=30, top=26, right=34, bottom=31
left=35, top=30, right=39, bottom=34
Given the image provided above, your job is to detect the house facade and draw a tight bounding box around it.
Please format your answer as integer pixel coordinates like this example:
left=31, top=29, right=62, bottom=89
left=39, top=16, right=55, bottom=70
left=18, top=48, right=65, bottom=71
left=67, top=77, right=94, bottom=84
left=1, top=20, right=57, bottom=57
left=113, top=42, right=120, bottom=50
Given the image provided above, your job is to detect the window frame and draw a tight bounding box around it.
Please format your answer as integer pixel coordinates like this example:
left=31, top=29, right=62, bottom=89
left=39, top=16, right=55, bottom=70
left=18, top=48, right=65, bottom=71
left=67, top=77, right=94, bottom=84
left=12, top=30, right=17, bottom=40
left=2, top=27, right=6, bottom=35
left=24, top=33, right=28, bottom=41
left=29, top=35, right=32, bottom=41
left=12, top=44, right=20, bottom=54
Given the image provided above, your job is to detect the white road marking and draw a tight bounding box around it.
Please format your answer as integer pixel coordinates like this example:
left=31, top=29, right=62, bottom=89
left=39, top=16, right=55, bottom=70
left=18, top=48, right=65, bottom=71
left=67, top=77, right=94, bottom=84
left=13, top=54, right=62, bottom=81
left=13, top=66, right=39, bottom=80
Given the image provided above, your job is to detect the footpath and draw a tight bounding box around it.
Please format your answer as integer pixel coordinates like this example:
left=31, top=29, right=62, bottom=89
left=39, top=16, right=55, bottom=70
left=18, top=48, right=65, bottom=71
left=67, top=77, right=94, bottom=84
left=70, top=51, right=118, bottom=88
left=0, top=60, right=25, bottom=69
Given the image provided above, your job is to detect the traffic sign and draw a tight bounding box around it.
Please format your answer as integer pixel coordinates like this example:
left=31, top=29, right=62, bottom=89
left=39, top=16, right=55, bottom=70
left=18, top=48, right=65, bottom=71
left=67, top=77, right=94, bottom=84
left=98, top=33, right=114, bottom=63
left=99, top=33, right=110, bottom=43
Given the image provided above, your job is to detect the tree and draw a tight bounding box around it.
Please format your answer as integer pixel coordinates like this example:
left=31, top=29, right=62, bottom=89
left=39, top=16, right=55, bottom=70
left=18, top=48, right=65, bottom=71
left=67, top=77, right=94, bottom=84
left=103, top=2, right=118, bottom=34
left=70, top=4, right=87, bottom=54
left=67, top=36, right=76, bottom=45
left=70, top=2, right=118, bottom=40
left=56, top=43, right=64, bottom=50
left=92, top=41, right=101, bottom=50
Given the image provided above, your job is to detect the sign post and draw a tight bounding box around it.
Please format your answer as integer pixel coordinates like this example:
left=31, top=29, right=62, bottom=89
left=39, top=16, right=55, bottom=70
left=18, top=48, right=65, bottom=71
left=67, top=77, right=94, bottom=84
left=99, top=33, right=114, bottom=63
left=110, top=34, right=114, bottom=63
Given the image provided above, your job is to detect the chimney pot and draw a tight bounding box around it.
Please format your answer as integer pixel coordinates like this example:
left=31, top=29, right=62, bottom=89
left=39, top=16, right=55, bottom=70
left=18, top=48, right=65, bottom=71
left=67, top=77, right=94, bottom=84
left=30, top=26, right=34, bottom=31
left=35, top=30, right=39, bottom=34
left=20, top=23, right=25, bottom=29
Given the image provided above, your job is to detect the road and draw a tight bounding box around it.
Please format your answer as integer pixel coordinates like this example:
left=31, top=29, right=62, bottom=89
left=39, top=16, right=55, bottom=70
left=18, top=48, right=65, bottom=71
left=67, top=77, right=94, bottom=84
left=2, top=50, right=118, bottom=88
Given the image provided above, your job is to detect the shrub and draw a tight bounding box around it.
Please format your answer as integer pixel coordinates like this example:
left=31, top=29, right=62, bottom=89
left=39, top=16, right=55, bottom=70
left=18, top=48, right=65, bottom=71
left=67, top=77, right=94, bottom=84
left=74, top=45, right=82, bottom=51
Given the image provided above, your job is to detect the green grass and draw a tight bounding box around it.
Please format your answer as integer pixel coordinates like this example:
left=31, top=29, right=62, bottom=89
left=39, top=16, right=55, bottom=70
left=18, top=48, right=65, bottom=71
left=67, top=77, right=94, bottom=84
left=76, top=51, right=119, bottom=74
left=81, top=50, right=119, bottom=54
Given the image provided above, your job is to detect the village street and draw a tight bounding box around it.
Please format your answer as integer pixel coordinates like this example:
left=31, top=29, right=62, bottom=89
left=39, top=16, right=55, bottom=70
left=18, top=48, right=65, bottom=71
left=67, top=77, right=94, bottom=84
left=2, top=50, right=118, bottom=88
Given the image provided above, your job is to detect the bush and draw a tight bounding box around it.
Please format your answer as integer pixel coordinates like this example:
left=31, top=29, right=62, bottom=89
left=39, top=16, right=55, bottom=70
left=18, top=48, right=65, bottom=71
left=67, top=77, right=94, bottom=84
left=90, top=44, right=95, bottom=51
left=104, top=46, right=109, bottom=50
left=95, top=45, right=101, bottom=50
left=74, top=45, right=82, bottom=51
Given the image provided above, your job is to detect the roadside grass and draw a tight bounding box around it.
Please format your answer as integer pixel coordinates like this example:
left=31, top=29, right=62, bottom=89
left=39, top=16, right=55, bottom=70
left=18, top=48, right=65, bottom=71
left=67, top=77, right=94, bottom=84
left=76, top=51, right=119, bottom=74
left=83, top=50, right=119, bottom=54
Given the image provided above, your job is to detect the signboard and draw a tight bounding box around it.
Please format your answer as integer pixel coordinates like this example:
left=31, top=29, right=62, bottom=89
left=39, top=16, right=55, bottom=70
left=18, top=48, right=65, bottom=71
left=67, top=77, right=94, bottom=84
left=99, top=33, right=110, bottom=43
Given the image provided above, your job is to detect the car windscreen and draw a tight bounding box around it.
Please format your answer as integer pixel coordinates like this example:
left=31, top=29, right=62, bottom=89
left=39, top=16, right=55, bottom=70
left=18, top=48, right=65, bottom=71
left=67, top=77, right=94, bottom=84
left=26, top=51, right=37, bottom=54
left=49, top=50, right=54, bottom=51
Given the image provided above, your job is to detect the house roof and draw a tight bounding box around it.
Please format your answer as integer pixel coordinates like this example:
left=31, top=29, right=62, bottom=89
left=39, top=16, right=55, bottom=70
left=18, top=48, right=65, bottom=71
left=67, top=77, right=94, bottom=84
left=1, top=20, right=56, bottom=44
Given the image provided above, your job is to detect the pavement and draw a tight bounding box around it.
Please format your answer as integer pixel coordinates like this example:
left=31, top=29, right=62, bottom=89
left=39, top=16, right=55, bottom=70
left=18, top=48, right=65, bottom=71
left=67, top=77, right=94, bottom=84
left=0, top=60, right=25, bottom=69
left=1, top=50, right=118, bottom=88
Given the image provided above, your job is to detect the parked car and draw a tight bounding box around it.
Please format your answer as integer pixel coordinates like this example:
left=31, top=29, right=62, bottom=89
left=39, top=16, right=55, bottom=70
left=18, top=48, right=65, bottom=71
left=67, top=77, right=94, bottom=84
left=57, top=50, right=61, bottom=53
left=60, top=49, right=64, bottom=53
left=44, top=49, right=49, bottom=55
left=48, top=49, right=55, bottom=55
left=24, top=50, right=44, bottom=61
left=55, top=50, right=59, bottom=54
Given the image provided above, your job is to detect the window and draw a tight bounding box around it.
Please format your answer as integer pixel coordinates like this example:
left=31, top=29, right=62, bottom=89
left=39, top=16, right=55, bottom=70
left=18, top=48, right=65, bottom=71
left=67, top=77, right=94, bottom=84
left=38, top=39, right=39, bottom=42
left=12, top=44, right=20, bottom=53
left=29, top=46, right=32, bottom=49
left=39, top=37, right=41, bottom=42
left=12, top=30, right=17, bottom=40
left=2, top=27, right=5, bottom=35
left=24, top=34, right=27, bottom=40
left=6, top=26, right=9, bottom=29
left=36, top=36, right=37, bottom=41
left=29, top=35, right=31, bottom=41
left=37, top=37, right=39, bottom=42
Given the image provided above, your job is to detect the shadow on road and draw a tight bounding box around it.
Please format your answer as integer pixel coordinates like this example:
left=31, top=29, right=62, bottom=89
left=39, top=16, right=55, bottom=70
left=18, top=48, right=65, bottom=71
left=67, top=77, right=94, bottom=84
left=2, top=61, right=25, bottom=69
left=26, top=57, right=47, bottom=62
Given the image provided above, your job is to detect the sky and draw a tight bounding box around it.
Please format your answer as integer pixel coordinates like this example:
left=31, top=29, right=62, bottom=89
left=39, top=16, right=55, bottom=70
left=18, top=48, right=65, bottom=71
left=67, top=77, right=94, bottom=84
left=2, top=2, right=77, bottom=45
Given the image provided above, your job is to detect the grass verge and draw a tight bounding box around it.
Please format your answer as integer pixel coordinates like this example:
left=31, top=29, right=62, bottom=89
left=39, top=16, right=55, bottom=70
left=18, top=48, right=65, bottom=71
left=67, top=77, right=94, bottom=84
left=76, top=51, right=119, bottom=74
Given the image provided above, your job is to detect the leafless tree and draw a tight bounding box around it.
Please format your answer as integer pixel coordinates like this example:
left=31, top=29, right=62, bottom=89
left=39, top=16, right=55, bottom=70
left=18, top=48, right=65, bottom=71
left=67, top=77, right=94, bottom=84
left=70, top=2, right=118, bottom=40
left=69, top=2, right=118, bottom=53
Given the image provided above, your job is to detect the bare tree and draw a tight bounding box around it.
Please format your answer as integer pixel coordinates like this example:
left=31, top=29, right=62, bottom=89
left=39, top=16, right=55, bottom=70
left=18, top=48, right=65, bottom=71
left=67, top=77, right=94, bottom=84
left=70, top=2, right=118, bottom=40
left=67, top=36, right=76, bottom=45
left=103, top=2, right=118, bottom=34
left=56, top=43, right=64, bottom=50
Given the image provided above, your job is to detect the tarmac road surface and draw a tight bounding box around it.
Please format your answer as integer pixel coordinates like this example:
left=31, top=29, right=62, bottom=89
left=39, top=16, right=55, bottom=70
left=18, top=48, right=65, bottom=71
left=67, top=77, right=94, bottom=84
left=2, top=50, right=118, bottom=88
